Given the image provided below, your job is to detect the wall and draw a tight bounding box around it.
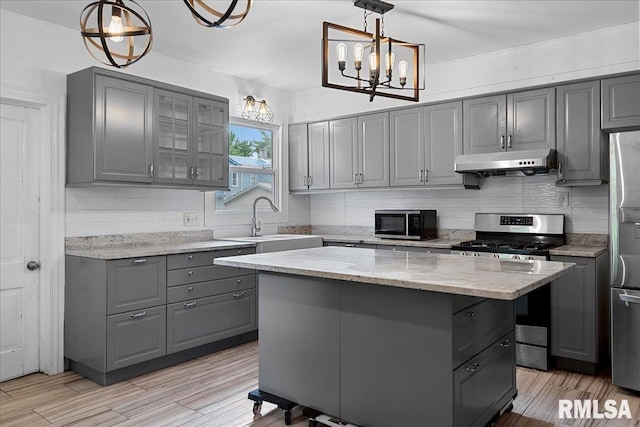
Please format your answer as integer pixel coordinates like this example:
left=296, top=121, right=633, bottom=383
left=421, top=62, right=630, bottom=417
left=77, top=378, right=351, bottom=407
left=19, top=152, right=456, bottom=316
left=307, top=175, right=608, bottom=234
left=0, top=10, right=311, bottom=238
left=293, top=23, right=640, bottom=123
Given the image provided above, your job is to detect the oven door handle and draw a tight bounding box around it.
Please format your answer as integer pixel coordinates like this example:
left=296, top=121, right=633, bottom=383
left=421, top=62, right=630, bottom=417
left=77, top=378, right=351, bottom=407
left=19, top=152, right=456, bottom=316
left=619, top=293, right=640, bottom=304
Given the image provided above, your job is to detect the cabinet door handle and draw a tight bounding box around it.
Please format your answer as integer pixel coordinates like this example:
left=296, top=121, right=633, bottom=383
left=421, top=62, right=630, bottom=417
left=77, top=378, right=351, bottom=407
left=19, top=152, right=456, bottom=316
left=419, top=169, right=424, bottom=182
left=359, top=173, right=363, bottom=185
left=130, top=259, right=147, bottom=264
left=189, top=167, right=194, bottom=179
left=507, top=134, right=513, bottom=149
left=233, top=291, right=245, bottom=298
left=620, top=293, right=640, bottom=304
left=424, top=170, right=429, bottom=182
left=147, top=163, right=154, bottom=178
left=308, top=176, right=312, bottom=187
left=188, top=271, right=193, bottom=276
left=466, top=311, right=475, bottom=318
left=303, top=176, right=308, bottom=187
left=187, top=286, right=194, bottom=292
left=237, top=279, right=242, bottom=284
left=557, top=161, right=565, bottom=184
left=184, top=301, right=197, bottom=308
left=500, top=135, right=505, bottom=149
left=130, top=311, right=147, bottom=318
left=195, top=167, right=200, bottom=178
left=354, top=173, right=358, bottom=185
left=499, top=339, right=512, bottom=347
left=465, top=362, right=480, bottom=373
left=188, top=255, right=193, bottom=260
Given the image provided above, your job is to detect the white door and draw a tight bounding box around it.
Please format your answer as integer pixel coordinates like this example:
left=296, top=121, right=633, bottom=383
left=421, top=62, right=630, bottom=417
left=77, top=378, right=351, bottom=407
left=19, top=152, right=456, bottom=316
left=0, top=103, right=40, bottom=381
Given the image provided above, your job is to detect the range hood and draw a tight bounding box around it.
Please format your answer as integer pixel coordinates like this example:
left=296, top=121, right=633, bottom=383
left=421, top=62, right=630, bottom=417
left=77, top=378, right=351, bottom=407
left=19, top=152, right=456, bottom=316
left=454, top=148, right=557, bottom=177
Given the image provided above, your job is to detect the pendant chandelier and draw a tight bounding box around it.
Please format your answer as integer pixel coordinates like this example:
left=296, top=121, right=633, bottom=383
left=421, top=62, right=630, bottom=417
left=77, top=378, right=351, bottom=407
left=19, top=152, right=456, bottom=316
left=80, top=0, right=153, bottom=68
left=183, top=0, right=253, bottom=28
left=322, top=0, right=425, bottom=102
left=241, top=96, right=274, bottom=123
left=80, top=0, right=252, bottom=68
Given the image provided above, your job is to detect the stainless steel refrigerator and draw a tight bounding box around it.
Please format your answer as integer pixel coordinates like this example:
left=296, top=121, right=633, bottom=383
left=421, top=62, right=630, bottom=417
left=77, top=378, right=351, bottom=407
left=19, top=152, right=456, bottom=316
left=610, top=131, right=640, bottom=391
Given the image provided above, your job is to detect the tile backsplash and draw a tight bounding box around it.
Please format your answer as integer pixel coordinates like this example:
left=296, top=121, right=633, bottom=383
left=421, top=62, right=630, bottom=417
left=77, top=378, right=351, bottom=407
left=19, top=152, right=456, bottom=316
left=309, top=175, right=609, bottom=234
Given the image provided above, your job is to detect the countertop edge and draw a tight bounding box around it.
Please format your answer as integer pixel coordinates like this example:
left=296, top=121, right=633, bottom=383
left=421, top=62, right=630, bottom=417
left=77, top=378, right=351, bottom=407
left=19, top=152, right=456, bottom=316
left=66, top=241, right=257, bottom=260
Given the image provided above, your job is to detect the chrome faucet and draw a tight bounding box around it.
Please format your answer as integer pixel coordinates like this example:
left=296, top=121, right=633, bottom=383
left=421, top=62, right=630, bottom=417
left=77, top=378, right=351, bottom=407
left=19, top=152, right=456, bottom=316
left=251, top=196, right=278, bottom=237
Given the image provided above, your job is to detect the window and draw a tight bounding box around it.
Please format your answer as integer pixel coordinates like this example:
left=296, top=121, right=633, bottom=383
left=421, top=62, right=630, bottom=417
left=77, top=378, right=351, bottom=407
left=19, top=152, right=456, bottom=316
left=215, top=121, right=277, bottom=212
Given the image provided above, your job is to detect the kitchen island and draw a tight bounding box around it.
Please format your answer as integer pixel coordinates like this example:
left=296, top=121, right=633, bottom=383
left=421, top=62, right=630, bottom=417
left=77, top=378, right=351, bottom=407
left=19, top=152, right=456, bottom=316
left=215, top=246, right=574, bottom=427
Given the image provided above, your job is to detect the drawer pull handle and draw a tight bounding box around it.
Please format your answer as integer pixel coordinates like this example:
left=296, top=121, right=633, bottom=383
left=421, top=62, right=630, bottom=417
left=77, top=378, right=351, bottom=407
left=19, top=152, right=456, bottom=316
left=238, top=250, right=244, bottom=255
left=187, top=286, right=194, bottom=292
left=184, top=301, right=197, bottom=308
left=233, top=291, right=245, bottom=298
left=130, top=311, right=147, bottom=318
left=188, top=271, right=193, bottom=276
left=465, top=362, right=480, bottom=373
left=499, top=339, right=512, bottom=348
left=466, top=311, right=475, bottom=318
left=345, top=244, right=355, bottom=248
left=188, top=255, right=193, bottom=260
left=131, top=259, right=147, bottom=264
left=237, top=279, right=242, bottom=284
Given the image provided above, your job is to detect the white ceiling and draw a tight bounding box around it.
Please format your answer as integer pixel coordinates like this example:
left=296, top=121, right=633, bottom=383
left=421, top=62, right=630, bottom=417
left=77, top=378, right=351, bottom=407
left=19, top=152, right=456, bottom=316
left=1, top=0, right=638, bottom=92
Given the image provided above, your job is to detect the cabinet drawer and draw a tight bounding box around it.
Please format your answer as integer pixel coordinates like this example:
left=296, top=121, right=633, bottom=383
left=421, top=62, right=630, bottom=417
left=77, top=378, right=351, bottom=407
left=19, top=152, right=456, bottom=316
left=106, top=306, right=166, bottom=371
left=453, top=332, right=516, bottom=427
left=167, top=274, right=256, bottom=303
left=453, top=299, right=514, bottom=368
left=167, top=265, right=255, bottom=286
left=107, top=256, right=167, bottom=315
left=167, top=247, right=255, bottom=270
left=166, top=289, right=257, bottom=354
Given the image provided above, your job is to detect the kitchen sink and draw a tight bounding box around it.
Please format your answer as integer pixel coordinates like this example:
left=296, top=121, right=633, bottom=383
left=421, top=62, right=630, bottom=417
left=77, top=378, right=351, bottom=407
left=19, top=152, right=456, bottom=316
left=219, top=234, right=323, bottom=253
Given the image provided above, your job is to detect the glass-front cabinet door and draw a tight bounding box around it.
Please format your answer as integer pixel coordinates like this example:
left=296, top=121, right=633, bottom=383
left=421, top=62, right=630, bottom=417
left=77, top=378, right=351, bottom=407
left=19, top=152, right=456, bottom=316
left=193, top=98, right=228, bottom=187
left=154, top=89, right=192, bottom=185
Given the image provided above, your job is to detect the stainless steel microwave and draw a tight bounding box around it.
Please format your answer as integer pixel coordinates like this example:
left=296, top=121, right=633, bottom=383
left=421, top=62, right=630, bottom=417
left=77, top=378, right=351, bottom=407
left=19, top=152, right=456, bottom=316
left=374, top=210, right=437, bottom=240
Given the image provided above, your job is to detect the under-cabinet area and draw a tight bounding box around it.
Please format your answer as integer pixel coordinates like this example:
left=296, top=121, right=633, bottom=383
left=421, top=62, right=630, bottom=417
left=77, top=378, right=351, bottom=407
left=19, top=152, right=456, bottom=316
left=64, top=246, right=257, bottom=385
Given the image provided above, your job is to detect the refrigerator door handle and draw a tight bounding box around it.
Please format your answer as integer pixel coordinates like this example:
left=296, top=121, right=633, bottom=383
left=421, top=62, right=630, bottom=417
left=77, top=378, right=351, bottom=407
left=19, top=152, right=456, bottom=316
left=620, top=293, right=640, bottom=304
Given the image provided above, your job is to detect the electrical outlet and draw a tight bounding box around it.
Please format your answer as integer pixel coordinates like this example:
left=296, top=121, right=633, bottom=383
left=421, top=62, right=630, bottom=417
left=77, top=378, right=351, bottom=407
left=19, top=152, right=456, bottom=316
left=559, top=192, right=570, bottom=208
left=183, top=212, right=200, bottom=226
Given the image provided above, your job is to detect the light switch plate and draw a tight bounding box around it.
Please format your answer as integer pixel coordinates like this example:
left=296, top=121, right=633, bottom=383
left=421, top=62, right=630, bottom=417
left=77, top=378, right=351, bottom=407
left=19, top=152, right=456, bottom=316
left=559, top=192, right=570, bottom=208
left=184, top=212, right=200, bottom=226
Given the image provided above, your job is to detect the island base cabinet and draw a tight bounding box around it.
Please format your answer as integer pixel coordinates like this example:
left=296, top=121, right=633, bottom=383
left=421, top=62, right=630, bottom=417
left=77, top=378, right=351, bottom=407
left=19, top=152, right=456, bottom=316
left=453, top=332, right=516, bottom=427
left=106, top=306, right=166, bottom=372
left=167, top=289, right=256, bottom=354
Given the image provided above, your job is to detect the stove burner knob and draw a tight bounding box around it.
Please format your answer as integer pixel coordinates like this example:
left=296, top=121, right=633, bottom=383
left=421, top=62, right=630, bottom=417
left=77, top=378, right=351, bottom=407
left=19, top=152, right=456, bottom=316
left=511, top=255, right=521, bottom=260
left=492, top=253, right=500, bottom=258
left=460, top=251, right=468, bottom=256
left=473, top=252, right=480, bottom=257
left=525, top=255, right=534, bottom=260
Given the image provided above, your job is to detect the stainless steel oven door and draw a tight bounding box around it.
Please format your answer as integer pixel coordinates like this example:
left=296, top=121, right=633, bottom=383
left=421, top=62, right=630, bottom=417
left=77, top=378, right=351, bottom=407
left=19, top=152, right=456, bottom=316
left=611, top=287, right=640, bottom=392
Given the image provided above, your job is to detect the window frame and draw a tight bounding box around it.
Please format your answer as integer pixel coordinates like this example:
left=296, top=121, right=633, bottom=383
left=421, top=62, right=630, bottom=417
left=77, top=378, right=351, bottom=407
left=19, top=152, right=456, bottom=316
left=205, top=118, right=287, bottom=226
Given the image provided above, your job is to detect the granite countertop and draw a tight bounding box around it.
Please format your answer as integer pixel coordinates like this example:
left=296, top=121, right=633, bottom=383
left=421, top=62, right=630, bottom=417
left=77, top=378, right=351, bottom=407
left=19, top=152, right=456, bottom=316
left=214, top=246, right=575, bottom=300
left=66, top=240, right=256, bottom=260
left=320, top=235, right=464, bottom=249
left=549, top=245, right=608, bottom=258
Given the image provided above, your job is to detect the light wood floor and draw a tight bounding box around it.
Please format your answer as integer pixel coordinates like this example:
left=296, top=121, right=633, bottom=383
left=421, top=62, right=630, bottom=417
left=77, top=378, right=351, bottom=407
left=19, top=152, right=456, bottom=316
left=1, top=341, right=638, bottom=427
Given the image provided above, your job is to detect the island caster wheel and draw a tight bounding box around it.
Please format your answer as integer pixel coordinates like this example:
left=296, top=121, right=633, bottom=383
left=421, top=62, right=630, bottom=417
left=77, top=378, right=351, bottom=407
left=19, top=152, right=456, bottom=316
left=284, top=409, right=292, bottom=425
left=252, top=401, right=262, bottom=415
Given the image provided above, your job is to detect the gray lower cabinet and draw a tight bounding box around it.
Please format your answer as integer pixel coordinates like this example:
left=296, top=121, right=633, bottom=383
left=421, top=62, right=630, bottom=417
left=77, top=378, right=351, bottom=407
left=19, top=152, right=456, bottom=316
left=259, top=272, right=515, bottom=427
left=602, top=74, right=640, bottom=130
left=65, top=246, right=257, bottom=385
left=550, top=253, right=609, bottom=370
left=556, top=80, right=608, bottom=185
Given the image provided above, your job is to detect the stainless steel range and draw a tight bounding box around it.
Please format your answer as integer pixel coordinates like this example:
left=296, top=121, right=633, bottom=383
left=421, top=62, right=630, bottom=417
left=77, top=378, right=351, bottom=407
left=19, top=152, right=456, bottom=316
left=451, top=213, right=566, bottom=371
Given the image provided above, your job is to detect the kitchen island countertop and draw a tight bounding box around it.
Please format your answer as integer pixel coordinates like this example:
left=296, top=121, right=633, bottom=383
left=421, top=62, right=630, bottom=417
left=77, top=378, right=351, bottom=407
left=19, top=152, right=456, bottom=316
left=214, top=246, right=574, bottom=300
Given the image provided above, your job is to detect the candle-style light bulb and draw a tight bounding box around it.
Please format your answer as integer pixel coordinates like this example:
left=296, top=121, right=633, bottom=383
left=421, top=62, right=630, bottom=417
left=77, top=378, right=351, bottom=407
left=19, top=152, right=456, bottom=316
left=353, top=43, right=364, bottom=71
left=108, top=7, right=124, bottom=43
left=385, top=52, right=395, bottom=79
left=398, top=60, right=408, bottom=87
left=336, top=43, right=347, bottom=71
left=368, top=51, right=378, bottom=84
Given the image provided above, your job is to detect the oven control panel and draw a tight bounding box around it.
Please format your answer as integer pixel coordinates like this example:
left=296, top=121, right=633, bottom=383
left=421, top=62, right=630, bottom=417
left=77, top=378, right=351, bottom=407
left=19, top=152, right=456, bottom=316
left=500, top=216, right=533, bottom=226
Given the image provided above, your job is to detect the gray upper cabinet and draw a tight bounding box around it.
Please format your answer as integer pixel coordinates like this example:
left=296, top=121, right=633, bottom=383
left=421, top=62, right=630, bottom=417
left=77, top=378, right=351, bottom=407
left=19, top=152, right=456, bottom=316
left=330, top=117, right=359, bottom=189
left=289, top=122, right=330, bottom=191
left=288, top=123, right=309, bottom=191
left=602, top=74, right=640, bottom=130
left=391, top=102, right=463, bottom=187
left=67, top=67, right=229, bottom=189
left=358, top=112, right=390, bottom=188
left=556, top=81, right=607, bottom=185
left=463, top=88, right=555, bottom=154
left=154, top=90, right=228, bottom=188
left=67, top=71, right=154, bottom=184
